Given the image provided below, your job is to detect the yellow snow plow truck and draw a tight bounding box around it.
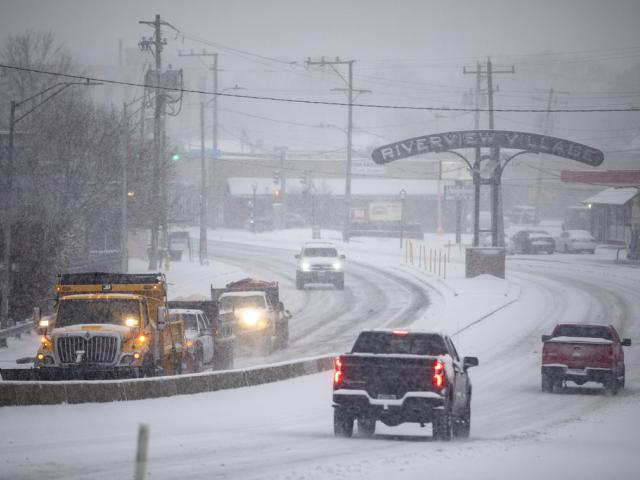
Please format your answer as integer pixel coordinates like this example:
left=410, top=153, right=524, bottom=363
left=0, top=272, right=188, bottom=381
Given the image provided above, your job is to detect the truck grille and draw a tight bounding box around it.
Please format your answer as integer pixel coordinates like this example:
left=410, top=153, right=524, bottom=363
left=57, top=335, right=119, bottom=364
left=310, top=264, right=333, bottom=271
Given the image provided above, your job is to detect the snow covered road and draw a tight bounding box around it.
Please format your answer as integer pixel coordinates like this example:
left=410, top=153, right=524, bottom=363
left=1, top=231, right=639, bottom=479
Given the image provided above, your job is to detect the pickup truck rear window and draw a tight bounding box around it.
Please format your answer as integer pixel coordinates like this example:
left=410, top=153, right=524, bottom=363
left=352, top=332, right=447, bottom=356
left=554, top=325, right=611, bottom=340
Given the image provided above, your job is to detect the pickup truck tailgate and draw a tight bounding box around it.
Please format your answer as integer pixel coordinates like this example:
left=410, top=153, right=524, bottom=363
left=339, top=353, right=438, bottom=398
left=543, top=338, right=613, bottom=369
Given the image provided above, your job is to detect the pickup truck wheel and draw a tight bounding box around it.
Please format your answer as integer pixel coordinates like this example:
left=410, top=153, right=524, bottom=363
left=357, top=416, right=376, bottom=438
left=541, top=374, right=554, bottom=393
left=295, top=276, right=304, bottom=290
left=213, top=343, right=234, bottom=370
left=452, top=406, right=471, bottom=438
left=276, top=323, right=289, bottom=349
left=334, top=409, right=354, bottom=438
left=605, top=375, right=620, bottom=396
left=433, top=412, right=452, bottom=441
left=257, top=332, right=272, bottom=356
left=193, top=349, right=204, bottom=373
left=142, top=355, right=156, bottom=377
left=335, top=279, right=345, bottom=290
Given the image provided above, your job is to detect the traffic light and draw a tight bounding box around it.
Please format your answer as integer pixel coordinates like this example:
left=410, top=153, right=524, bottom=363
left=170, top=152, right=181, bottom=162
left=273, top=170, right=280, bottom=185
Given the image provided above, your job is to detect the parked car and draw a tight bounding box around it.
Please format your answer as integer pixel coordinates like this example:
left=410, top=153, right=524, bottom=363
left=295, top=241, right=345, bottom=289
left=284, top=212, right=307, bottom=228
left=555, top=229, right=597, bottom=254
left=541, top=323, right=631, bottom=394
left=511, top=229, right=555, bottom=254
left=479, top=232, right=515, bottom=254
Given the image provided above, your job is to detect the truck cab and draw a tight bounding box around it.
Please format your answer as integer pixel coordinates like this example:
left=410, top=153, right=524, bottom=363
left=30, top=272, right=186, bottom=380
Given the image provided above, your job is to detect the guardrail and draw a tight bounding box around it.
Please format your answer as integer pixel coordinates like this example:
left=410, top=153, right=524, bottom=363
left=0, top=321, right=34, bottom=347
left=0, top=355, right=335, bottom=407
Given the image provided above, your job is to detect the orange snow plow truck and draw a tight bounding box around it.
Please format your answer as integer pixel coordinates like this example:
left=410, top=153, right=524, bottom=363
left=0, top=272, right=188, bottom=381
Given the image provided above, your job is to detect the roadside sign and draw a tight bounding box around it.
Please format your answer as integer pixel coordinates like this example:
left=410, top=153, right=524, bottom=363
left=445, top=184, right=473, bottom=201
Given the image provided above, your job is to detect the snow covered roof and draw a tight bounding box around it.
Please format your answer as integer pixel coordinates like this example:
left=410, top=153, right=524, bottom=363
left=582, top=187, right=639, bottom=206
left=227, top=177, right=452, bottom=197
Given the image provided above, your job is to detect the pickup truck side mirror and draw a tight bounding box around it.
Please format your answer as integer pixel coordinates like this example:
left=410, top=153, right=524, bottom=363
left=295, top=254, right=300, bottom=259
left=541, top=334, right=552, bottom=342
left=622, top=338, right=632, bottom=346
left=157, top=306, right=167, bottom=329
left=462, top=356, right=478, bottom=370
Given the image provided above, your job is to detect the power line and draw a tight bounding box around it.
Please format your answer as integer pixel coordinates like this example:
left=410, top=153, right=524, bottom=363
left=1, top=63, right=639, bottom=113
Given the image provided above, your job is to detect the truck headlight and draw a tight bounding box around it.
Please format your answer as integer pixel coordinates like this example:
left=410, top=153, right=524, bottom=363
left=125, top=317, right=139, bottom=327
left=300, top=261, right=311, bottom=272
left=239, top=309, right=261, bottom=326
left=332, top=262, right=342, bottom=270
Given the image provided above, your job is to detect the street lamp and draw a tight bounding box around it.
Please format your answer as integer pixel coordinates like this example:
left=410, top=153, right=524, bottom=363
left=316, top=123, right=353, bottom=242
left=399, top=189, right=407, bottom=248
left=206, top=84, right=244, bottom=229
left=251, top=181, right=258, bottom=234
left=121, top=95, right=145, bottom=272
left=1, top=79, right=101, bottom=331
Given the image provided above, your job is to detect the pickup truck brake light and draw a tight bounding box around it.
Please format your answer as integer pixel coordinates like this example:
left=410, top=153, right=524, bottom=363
left=333, top=357, right=344, bottom=386
left=432, top=359, right=445, bottom=388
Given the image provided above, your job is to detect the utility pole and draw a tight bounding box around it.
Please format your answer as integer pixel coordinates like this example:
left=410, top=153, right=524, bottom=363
left=464, top=62, right=483, bottom=247
left=532, top=88, right=567, bottom=225
left=463, top=58, right=514, bottom=247
left=274, top=146, right=287, bottom=197
left=199, top=102, right=208, bottom=264
left=306, top=57, right=369, bottom=243
left=139, top=14, right=168, bottom=270
left=178, top=50, right=219, bottom=228
left=434, top=112, right=445, bottom=235
left=121, top=103, right=130, bottom=272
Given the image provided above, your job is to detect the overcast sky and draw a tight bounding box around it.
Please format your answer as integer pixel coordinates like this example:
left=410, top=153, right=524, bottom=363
left=2, top=0, right=640, bottom=63
left=2, top=0, right=639, bottom=156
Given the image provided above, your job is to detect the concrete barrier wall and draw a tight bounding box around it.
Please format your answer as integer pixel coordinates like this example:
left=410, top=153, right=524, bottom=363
left=0, top=355, right=335, bottom=407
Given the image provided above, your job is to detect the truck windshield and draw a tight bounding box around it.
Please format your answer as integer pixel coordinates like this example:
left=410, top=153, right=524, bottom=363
left=169, top=312, right=198, bottom=331
left=220, top=295, right=266, bottom=310
left=554, top=325, right=611, bottom=340
left=57, top=299, right=141, bottom=328
left=303, top=248, right=337, bottom=257
left=352, top=332, right=447, bottom=356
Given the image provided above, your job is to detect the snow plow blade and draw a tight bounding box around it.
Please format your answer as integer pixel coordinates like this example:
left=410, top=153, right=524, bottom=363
left=0, top=367, right=140, bottom=381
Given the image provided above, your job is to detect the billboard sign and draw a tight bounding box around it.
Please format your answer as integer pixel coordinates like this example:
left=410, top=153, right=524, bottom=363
left=369, top=201, right=402, bottom=222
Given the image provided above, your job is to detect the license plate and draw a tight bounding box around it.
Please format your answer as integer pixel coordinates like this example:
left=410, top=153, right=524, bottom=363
left=377, top=393, right=396, bottom=400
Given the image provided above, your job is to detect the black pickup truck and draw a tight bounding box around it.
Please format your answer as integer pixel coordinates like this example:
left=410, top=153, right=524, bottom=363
left=332, top=329, right=479, bottom=440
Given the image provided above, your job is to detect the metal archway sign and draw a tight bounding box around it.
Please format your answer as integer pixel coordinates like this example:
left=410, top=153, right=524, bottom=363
left=371, top=130, right=604, bottom=166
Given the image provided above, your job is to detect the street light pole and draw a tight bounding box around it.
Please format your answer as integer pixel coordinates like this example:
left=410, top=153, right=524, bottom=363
left=400, top=189, right=407, bottom=249
left=1, top=80, right=101, bottom=330
left=251, top=182, right=258, bottom=234
left=199, top=102, right=208, bottom=264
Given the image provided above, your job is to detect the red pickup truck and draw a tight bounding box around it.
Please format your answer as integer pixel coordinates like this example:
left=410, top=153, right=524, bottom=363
left=541, top=323, right=631, bottom=394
